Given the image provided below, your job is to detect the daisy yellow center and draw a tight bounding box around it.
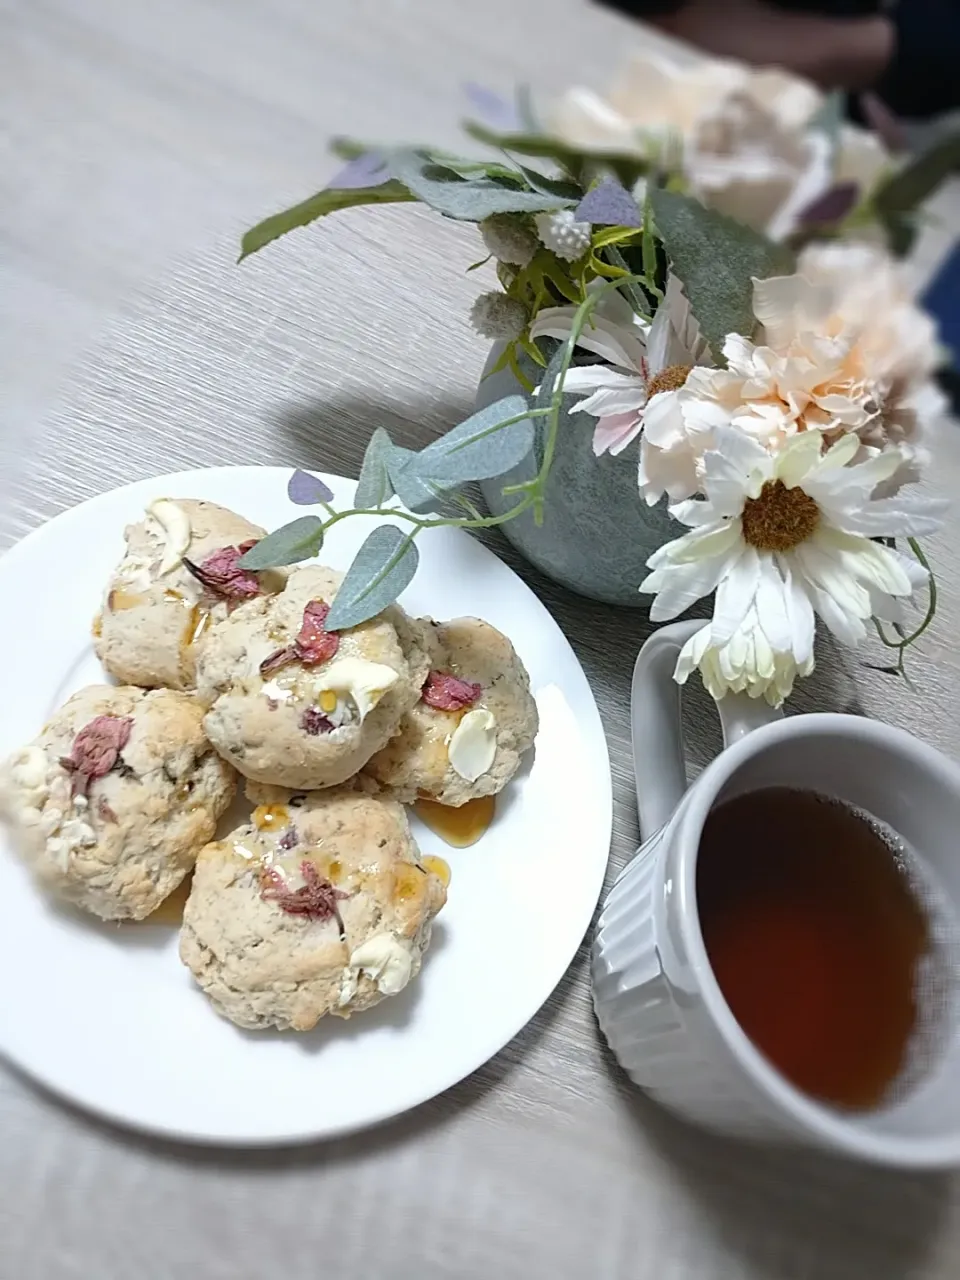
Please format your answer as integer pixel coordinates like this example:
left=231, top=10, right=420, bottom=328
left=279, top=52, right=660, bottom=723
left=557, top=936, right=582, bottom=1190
left=646, top=363, right=692, bottom=397
left=740, top=481, right=820, bottom=552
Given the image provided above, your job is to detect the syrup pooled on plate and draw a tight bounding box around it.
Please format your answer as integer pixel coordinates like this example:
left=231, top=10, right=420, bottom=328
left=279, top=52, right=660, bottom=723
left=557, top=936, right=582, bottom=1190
left=697, top=787, right=957, bottom=1111
left=414, top=795, right=495, bottom=848
left=140, top=872, right=194, bottom=926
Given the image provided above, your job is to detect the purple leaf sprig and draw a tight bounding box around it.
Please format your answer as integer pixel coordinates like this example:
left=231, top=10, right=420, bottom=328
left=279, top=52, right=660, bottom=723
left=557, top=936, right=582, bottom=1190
left=288, top=470, right=334, bottom=506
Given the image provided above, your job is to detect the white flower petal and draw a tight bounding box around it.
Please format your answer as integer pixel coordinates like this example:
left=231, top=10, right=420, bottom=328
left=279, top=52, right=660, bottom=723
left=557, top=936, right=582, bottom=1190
left=574, top=385, right=648, bottom=419
left=641, top=390, right=686, bottom=448
left=529, top=308, right=647, bottom=372
left=776, top=430, right=823, bottom=488
left=813, top=526, right=913, bottom=597
left=642, top=554, right=733, bottom=621
left=779, top=560, right=816, bottom=665
left=670, top=519, right=742, bottom=565
left=560, top=365, right=644, bottom=395
left=807, top=581, right=868, bottom=645
left=712, top=545, right=761, bottom=644
left=753, top=556, right=793, bottom=654
left=792, top=542, right=872, bottom=620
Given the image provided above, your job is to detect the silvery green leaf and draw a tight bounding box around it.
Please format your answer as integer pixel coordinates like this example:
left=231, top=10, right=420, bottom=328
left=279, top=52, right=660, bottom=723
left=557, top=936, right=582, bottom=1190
left=649, top=189, right=794, bottom=356
left=238, top=516, right=324, bottom=569
left=419, top=156, right=527, bottom=185
left=325, top=526, right=420, bottom=630
left=413, top=395, right=534, bottom=485
left=287, top=470, right=334, bottom=505
left=575, top=179, right=642, bottom=227
left=875, top=130, right=960, bottom=219
left=239, top=181, right=416, bottom=259
left=518, top=165, right=582, bottom=202
left=464, top=121, right=642, bottom=170
left=389, top=150, right=575, bottom=220
left=387, top=445, right=449, bottom=513
left=535, top=342, right=569, bottom=411
left=354, top=428, right=396, bottom=508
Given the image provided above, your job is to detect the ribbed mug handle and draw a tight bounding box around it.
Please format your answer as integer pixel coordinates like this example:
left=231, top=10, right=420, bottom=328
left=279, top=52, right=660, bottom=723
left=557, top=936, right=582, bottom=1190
left=631, top=620, right=783, bottom=841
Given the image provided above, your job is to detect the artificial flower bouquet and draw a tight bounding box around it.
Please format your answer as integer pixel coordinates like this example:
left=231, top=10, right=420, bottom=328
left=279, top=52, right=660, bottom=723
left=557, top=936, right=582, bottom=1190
left=238, top=53, right=957, bottom=708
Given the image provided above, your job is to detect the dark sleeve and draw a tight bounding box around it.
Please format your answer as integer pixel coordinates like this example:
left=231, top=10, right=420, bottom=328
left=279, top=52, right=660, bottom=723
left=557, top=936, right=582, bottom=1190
left=596, top=0, right=686, bottom=14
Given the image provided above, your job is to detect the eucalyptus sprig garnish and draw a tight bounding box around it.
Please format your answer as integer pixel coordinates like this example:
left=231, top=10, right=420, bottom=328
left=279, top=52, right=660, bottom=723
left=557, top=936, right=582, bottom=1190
left=239, top=275, right=645, bottom=630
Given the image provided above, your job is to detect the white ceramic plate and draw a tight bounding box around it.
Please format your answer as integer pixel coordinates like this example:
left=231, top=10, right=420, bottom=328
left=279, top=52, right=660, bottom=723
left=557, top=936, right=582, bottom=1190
left=0, top=467, right=612, bottom=1145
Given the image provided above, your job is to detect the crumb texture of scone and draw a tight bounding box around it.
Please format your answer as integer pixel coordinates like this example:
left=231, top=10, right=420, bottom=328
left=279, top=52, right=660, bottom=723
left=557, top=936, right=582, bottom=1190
left=94, top=498, right=279, bottom=691
left=179, top=785, right=447, bottom=1031
left=0, top=685, right=236, bottom=920
left=195, top=564, right=427, bottom=789
left=365, top=617, right=539, bottom=806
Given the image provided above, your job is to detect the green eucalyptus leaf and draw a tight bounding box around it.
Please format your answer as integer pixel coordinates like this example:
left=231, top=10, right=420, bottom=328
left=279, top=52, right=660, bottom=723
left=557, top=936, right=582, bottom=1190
left=606, top=245, right=651, bottom=316
left=354, top=428, right=397, bottom=508
left=464, top=121, right=645, bottom=174
left=387, top=444, right=449, bottom=513
left=325, top=526, right=420, bottom=630
left=463, top=120, right=583, bottom=165
left=414, top=395, right=534, bottom=485
left=239, top=181, right=416, bottom=260
left=518, top=165, right=583, bottom=201
left=426, top=156, right=526, bottom=184
left=330, top=137, right=370, bottom=160
left=874, top=131, right=960, bottom=219
left=649, top=188, right=794, bottom=355
left=238, top=516, right=324, bottom=569
left=389, top=150, right=574, bottom=221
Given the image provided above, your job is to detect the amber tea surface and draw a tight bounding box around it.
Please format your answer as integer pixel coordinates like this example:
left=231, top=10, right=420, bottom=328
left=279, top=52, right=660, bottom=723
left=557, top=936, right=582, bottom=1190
left=697, top=787, right=934, bottom=1111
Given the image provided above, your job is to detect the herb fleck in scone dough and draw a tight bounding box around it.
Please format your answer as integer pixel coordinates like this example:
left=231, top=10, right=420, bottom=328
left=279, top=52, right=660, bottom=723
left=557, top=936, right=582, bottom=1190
left=95, top=498, right=274, bottom=691
left=366, top=618, right=538, bottom=806
left=0, top=685, right=236, bottom=921
left=179, top=784, right=447, bottom=1031
left=195, top=565, right=429, bottom=790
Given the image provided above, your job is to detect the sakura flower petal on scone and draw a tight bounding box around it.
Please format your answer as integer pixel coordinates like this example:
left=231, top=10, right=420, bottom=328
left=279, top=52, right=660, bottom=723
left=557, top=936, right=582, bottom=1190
left=179, top=785, right=447, bottom=1031
left=0, top=685, right=236, bottom=920
left=195, top=564, right=429, bottom=790
left=365, top=617, right=538, bottom=807
left=94, top=498, right=286, bottom=691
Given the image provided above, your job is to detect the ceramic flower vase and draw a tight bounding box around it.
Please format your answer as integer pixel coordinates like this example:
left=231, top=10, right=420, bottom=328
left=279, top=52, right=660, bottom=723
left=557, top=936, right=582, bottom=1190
left=475, top=344, right=677, bottom=607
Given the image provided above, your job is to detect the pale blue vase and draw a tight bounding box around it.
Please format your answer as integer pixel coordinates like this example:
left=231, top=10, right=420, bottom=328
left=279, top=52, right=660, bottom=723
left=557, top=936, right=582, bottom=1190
left=475, top=344, right=677, bottom=607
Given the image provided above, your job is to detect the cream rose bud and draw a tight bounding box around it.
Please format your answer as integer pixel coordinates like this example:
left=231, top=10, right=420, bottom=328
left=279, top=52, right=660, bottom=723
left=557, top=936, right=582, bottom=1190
left=547, top=53, right=888, bottom=242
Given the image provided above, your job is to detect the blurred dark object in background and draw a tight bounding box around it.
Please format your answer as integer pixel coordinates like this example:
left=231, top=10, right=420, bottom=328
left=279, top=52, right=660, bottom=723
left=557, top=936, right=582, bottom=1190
left=924, top=247, right=960, bottom=412
left=600, top=1, right=960, bottom=121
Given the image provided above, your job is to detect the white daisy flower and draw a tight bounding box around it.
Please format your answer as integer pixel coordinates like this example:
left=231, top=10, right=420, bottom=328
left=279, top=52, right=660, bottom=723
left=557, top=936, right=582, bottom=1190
left=529, top=275, right=711, bottom=458
left=640, top=427, right=945, bottom=700
left=676, top=609, right=814, bottom=708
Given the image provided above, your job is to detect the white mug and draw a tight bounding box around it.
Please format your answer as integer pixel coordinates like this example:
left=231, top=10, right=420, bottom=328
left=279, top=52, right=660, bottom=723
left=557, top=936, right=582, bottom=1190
left=592, top=619, right=960, bottom=1168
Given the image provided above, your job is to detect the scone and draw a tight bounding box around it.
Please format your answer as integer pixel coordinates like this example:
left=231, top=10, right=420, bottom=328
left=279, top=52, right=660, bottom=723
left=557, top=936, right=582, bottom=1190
left=195, top=564, right=429, bottom=789
left=0, top=685, right=236, bottom=921
left=179, top=784, right=447, bottom=1031
left=365, top=617, right=539, bottom=806
left=94, top=498, right=282, bottom=690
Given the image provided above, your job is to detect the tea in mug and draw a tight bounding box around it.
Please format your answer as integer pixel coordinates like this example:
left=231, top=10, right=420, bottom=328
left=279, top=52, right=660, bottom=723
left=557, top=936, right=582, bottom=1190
left=696, top=787, right=957, bottom=1111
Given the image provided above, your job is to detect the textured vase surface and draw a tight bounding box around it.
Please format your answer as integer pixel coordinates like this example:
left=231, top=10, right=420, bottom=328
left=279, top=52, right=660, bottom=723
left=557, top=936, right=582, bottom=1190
left=476, top=345, right=677, bottom=607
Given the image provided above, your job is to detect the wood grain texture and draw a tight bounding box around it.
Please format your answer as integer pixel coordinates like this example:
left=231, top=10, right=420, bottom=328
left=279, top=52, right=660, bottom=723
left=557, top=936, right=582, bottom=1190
left=3, top=1, right=960, bottom=1276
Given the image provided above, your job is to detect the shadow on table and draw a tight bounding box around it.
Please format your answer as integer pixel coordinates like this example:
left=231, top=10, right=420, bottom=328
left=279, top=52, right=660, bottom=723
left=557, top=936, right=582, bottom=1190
left=270, top=391, right=471, bottom=478
left=598, top=1024, right=953, bottom=1279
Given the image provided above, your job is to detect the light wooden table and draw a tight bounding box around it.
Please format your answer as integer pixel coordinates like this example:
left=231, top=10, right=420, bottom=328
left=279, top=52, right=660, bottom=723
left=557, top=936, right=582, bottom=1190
left=4, top=2, right=960, bottom=1277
